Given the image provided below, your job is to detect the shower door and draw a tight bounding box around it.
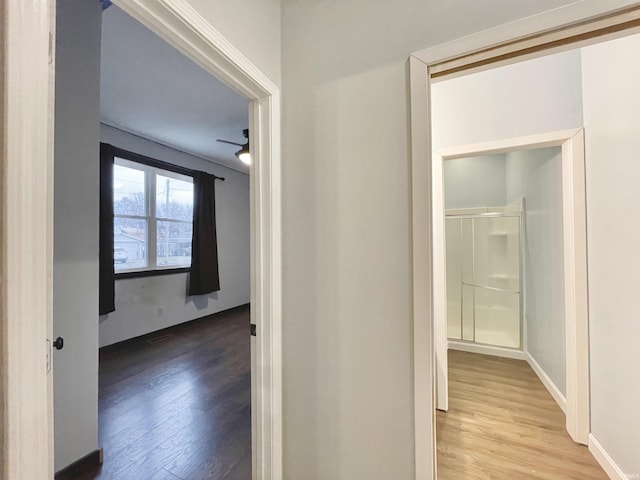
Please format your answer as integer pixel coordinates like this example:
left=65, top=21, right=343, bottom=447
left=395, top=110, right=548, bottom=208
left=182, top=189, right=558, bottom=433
left=446, top=214, right=521, bottom=349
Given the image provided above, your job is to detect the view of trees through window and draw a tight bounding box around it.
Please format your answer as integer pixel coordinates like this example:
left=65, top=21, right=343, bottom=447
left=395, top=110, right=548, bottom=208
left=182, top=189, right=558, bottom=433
left=113, top=158, right=194, bottom=272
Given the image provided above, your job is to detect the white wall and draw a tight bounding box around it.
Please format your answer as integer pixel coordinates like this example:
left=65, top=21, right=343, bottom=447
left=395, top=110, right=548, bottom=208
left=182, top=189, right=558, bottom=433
left=431, top=50, right=583, bottom=149
left=506, top=147, right=565, bottom=395
left=280, top=1, right=582, bottom=477
left=444, top=154, right=506, bottom=209
left=99, top=125, right=250, bottom=347
left=53, top=0, right=101, bottom=470
left=582, top=34, right=640, bottom=475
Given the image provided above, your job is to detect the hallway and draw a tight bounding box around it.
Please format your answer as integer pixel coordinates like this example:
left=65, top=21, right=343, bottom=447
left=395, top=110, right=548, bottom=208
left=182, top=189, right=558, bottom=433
left=436, top=350, right=606, bottom=480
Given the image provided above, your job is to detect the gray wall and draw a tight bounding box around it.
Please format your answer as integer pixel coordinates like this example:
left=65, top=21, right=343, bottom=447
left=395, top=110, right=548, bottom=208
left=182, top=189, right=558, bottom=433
left=99, top=125, right=250, bottom=347
left=444, top=154, right=506, bottom=209
left=582, top=34, right=640, bottom=474
left=506, top=147, right=565, bottom=395
left=53, top=0, right=101, bottom=471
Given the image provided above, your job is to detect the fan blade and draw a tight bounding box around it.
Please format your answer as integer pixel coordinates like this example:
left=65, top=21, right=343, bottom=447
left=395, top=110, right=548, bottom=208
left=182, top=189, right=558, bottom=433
left=216, top=139, right=244, bottom=146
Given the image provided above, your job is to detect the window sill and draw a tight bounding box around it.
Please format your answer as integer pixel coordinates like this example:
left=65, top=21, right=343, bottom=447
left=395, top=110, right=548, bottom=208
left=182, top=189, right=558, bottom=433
left=115, top=267, right=190, bottom=280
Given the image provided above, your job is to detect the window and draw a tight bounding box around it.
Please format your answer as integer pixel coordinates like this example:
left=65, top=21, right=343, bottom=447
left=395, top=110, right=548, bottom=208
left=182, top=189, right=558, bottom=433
left=113, top=157, right=194, bottom=274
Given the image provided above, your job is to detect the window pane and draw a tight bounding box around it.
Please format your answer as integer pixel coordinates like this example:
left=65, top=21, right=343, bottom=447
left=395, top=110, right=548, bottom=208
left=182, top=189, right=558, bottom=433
left=114, top=217, right=147, bottom=271
left=156, top=220, right=192, bottom=267
left=114, top=163, right=146, bottom=216
left=156, top=174, right=193, bottom=221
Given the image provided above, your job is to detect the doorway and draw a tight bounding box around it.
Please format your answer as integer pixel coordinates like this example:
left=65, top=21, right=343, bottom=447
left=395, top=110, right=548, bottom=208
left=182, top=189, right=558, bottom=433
left=1, top=0, right=281, bottom=478
left=409, top=4, right=640, bottom=477
left=50, top=2, right=256, bottom=476
left=432, top=130, right=588, bottom=433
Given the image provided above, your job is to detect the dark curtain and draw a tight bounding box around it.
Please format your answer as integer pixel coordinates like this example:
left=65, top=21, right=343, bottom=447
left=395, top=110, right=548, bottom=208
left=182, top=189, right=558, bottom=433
left=189, top=171, right=220, bottom=295
left=99, top=143, right=116, bottom=314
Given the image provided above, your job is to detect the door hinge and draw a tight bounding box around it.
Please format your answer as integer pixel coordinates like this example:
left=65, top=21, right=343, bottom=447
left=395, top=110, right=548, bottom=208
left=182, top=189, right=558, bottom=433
left=250, top=324, right=257, bottom=336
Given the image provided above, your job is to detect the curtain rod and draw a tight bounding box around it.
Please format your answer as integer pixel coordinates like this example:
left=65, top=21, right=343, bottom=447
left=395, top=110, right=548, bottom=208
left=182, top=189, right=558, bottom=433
left=107, top=143, right=226, bottom=182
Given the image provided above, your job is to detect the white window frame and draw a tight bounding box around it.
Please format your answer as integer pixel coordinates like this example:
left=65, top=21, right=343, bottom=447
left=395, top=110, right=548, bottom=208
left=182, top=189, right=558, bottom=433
left=114, top=156, right=194, bottom=274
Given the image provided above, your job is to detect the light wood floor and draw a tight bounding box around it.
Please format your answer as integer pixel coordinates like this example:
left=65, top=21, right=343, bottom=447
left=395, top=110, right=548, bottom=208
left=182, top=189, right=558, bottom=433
left=436, top=350, right=607, bottom=480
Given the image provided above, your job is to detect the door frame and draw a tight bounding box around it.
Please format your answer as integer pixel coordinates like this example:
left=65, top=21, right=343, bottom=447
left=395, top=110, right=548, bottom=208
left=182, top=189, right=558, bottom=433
left=408, top=1, right=640, bottom=478
left=1, top=1, right=56, bottom=479
left=113, top=2, right=282, bottom=478
left=432, top=130, right=588, bottom=434
left=1, top=0, right=283, bottom=478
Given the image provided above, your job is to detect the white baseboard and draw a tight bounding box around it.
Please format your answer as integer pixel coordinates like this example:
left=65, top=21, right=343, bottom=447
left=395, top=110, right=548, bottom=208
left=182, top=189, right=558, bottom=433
left=525, top=352, right=567, bottom=414
left=448, top=340, right=526, bottom=360
left=588, top=434, right=628, bottom=480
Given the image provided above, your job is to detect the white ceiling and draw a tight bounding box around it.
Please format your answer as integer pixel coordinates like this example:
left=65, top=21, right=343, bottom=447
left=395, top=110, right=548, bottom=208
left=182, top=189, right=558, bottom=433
left=100, top=5, right=249, bottom=173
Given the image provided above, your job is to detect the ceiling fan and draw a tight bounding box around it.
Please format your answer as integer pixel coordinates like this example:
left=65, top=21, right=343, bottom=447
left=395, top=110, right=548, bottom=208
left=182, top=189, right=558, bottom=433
left=217, top=128, right=250, bottom=165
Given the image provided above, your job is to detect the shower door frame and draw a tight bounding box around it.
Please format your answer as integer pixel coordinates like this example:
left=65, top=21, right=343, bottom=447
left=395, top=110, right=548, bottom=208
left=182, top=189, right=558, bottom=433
left=444, top=210, right=524, bottom=353
left=432, top=129, right=589, bottom=447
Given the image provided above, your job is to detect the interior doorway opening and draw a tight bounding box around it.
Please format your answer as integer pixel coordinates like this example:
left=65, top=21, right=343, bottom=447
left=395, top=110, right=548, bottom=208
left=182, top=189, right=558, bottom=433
left=53, top=1, right=256, bottom=477
left=409, top=6, right=640, bottom=478
left=431, top=130, right=589, bottom=440
left=47, top=0, right=281, bottom=478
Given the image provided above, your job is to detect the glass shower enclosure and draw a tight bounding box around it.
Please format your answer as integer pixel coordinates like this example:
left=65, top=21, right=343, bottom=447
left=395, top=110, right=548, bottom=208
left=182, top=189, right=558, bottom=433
left=446, top=210, right=522, bottom=349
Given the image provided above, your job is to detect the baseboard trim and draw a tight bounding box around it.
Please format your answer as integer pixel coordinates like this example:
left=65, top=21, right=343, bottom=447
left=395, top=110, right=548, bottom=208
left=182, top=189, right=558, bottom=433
left=588, top=434, right=628, bottom=480
left=55, top=448, right=103, bottom=480
left=448, top=340, right=526, bottom=360
left=525, top=352, right=567, bottom=414
left=100, top=302, right=250, bottom=351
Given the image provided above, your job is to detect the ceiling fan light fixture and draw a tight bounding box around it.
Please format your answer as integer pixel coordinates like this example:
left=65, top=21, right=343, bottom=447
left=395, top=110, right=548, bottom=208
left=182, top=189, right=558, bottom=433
left=236, top=147, right=251, bottom=165
left=218, top=128, right=250, bottom=165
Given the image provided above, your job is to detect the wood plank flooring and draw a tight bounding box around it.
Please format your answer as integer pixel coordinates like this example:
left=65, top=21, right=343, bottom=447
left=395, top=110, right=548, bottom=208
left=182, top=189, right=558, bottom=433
left=437, top=350, right=606, bottom=480
left=75, top=305, right=251, bottom=480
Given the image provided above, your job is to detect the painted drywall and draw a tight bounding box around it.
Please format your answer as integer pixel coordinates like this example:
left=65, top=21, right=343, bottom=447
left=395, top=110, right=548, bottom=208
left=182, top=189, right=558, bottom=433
left=506, top=147, right=565, bottom=396
left=53, top=0, right=101, bottom=471
left=280, top=1, right=584, bottom=477
left=99, top=125, right=250, bottom=347
left=185, top=0, right=281, bottom=87
left=444, top=154, right=506, bottom=209
left=431, top=49, right=583, bottom=149
left=582, top=33, right=640, bottom=475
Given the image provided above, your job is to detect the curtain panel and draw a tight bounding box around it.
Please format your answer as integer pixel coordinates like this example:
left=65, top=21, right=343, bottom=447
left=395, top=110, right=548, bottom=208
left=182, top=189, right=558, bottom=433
left=99, top=143, right=116, bottom=314
left=188, top=171, right=221, bottom=295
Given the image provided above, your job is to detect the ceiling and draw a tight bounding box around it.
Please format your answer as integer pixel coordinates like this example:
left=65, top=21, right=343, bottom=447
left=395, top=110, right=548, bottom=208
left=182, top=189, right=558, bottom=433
left=100, top=5, right=249, bottom=173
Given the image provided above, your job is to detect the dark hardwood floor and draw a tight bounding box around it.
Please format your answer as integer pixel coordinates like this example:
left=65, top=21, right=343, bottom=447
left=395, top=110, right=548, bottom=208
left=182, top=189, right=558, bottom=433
left=77, top=305, right=251, bottom=480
